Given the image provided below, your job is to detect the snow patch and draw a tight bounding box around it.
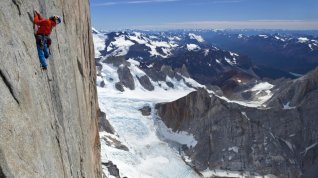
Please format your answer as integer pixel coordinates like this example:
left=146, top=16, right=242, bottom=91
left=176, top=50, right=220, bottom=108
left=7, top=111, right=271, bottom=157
left=298, top=37, right=309, bottom=43
left=283, top=102, right=296, bottom=110
left=98, top=87, right=201, bottom=178
left=156, top=120, right=198, bottom=148
left=259, top=34, right=268, bottom=38
left=204, top=49, right=209, bottom=56
left=187, top=44, right=201, bottom=51
left=301, top=142, right=318, bottom=156
left=109, top=35, right=135, bottom=56
left=308, top=44, right=314, bottom=51
left=228, top=146, right=239, bottom=153
left=188, top=33, right=205, bottom=42
left=289, top=72, right=304, bottom=77
left=229, top=52, right=239, bottom=57
left=224, top=57, right=236, bottom=65
left=250, top=82, right=274, bottom=91
left=201, top=169, right=277, bottom=178
left=92, top=30, right=106, bottom=58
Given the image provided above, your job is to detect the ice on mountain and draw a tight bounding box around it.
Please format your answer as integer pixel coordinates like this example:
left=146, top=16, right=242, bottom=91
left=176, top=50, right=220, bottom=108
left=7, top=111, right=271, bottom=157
left=283, top=102, right=296, bottom=110
left=308, top=44, right=314, bottom=51
left=149, top=35, right=158, bottom=39
left=250, top=82, right=274, bottom=91
left=109, top=35, right=135, bottom=56
left=129, top=33, right=147, bottom=44
left=274, top=36, right=285, bottom=42
left=215, top=82, right=274, bottom=108
left=168, top=36, right=182, bottom=41
left=229, top=52, right=239, bottom=57
left=145, top=40, right=176, bottom=58
left=92, top=27, right=99, bottom=34
left=201, top=169, right=277, bottom=178
left=224, top=57, right=236, bottom=65
left=259, top=34, right=268, bottom=38
left=98, top=86, right=201, bottom=178
left=228, top=146, right=239, bottom=153
left=289, top=72, right=304, bottom=77
left=301, top=142, right=318, bottom=156
left=204, top=49, right=210, bottom=56
left=188, top=33, right=205, bottom=42
left=187, top=44, right=200, bottom=51
left=298, top=37, right=309, bottom=43
left=127, top=58, right=140, bottom=66
left=156, top=120, right=198, bottom=148
left=92, top=29, right=106, bottom=58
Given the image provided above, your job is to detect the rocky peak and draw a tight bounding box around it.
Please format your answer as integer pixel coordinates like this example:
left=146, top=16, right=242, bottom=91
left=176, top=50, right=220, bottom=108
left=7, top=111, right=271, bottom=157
left=267, top=66, right=318, bottom=107
left=156, top=77, right=318, bottom=177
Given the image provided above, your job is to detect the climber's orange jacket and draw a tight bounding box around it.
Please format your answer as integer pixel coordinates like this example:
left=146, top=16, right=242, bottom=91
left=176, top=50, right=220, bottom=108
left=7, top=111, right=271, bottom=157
left=34, top=12, right=56, bottom=36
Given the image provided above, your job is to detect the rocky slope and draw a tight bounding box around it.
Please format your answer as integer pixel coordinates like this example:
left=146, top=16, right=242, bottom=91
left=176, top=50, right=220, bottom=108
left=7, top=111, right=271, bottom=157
left=0, top=1, right=101, bottom=178
left=156, top=68, right=318, bottom=177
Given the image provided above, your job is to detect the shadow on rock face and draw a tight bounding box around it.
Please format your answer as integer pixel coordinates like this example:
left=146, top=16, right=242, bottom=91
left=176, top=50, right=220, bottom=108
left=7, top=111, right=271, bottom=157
left=98, top=109, right=115, bottom=134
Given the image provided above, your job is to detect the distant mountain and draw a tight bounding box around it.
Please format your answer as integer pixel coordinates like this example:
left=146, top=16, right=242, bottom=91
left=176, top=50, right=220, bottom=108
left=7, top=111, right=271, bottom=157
left=96, top=30, right=304, bottom=90
left=199, top=31, right=318, bottom=74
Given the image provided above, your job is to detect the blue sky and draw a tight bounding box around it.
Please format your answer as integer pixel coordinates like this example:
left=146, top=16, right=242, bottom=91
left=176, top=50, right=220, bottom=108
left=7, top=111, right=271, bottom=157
left=90, top=0, right=318, bottom=30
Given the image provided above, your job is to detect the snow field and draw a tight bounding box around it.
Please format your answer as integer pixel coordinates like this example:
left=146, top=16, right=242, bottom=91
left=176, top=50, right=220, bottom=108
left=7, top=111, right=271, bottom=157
left=98, top=87, right=201, bottom=178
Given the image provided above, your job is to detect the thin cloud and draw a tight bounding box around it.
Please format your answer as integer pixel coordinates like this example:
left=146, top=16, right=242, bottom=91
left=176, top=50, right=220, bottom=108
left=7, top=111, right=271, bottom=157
left=93, top=0, right=180, bottom=6
left=132, top=20, right=318, bottom=30
left=189, top=0, right=243, bottom=5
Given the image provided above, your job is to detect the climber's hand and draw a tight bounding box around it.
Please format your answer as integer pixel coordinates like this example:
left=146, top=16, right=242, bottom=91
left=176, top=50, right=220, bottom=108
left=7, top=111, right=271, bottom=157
left=34, top=10, right=40, bottom=16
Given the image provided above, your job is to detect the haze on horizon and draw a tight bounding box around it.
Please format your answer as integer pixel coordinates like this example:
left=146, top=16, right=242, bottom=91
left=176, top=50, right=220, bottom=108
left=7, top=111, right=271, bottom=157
left=90, top=0, right=318, bottom=31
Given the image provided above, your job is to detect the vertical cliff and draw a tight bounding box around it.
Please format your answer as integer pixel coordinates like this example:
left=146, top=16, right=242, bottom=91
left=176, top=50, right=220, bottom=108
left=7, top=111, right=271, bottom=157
left=0, top=0, right=101, bottom=178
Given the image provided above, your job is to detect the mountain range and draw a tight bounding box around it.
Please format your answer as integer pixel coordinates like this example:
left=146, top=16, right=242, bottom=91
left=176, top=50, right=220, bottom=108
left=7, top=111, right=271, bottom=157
left=93, top=28, right=318, bottom=178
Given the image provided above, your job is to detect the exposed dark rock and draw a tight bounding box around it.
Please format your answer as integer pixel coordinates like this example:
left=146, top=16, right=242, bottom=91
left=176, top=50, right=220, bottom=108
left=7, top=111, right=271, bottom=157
left=102, top=161, right=120, bottom=178
left=166, top=82, right=174, bottom=88
left=100, top=81, right=105, bottom=88
left=117, top=66, right=135, bottom=90
left=174, top=73, right=183, bottom=81
left=102, top=137, right=129, bottom=152
left=180, top=64, right=190, bottom=78
left=143, top=69, right=166, bottom=82
left=156, top=80, right=318, bottom=177
left=139, top=105, right=152, bottom=116
left=267, top=67, right=318, bottom=107
left=160, top=65, right=175, bottom=78
left=104, top=56, right=130, bottom=67
left=206, top=85, right=223, bottom=96
left=98, top=109, right=115, bottom=134
left=115, top=82, right=125, bottom=92
left=137, top=75, right=154, bottom=91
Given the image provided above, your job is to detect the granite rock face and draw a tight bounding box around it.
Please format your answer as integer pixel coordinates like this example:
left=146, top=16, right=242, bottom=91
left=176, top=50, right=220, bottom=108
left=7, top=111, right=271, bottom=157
left=0, top=1, right=101, bottom=178
left=156, top=69, right=318, bottom=177
left=117, top=66, right=135, bottom=90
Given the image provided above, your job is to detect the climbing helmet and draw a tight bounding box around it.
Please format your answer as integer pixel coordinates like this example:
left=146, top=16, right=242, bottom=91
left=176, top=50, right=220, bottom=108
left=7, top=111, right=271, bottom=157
left=50, top=15, right=62, bottom=24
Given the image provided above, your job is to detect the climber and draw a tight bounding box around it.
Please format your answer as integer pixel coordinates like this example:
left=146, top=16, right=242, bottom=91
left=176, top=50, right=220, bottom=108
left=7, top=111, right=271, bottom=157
left=34, top=10, right=61, bottom=70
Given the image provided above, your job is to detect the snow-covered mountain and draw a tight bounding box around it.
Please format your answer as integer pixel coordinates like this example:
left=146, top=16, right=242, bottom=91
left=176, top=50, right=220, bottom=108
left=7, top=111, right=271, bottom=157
left=95, top=30, right=267, bottom=96
left=203, top=31, right=318, bottom=75
left=93, top=28, right=318, bottom=178
left=93, top=28, right=293, bottom=178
